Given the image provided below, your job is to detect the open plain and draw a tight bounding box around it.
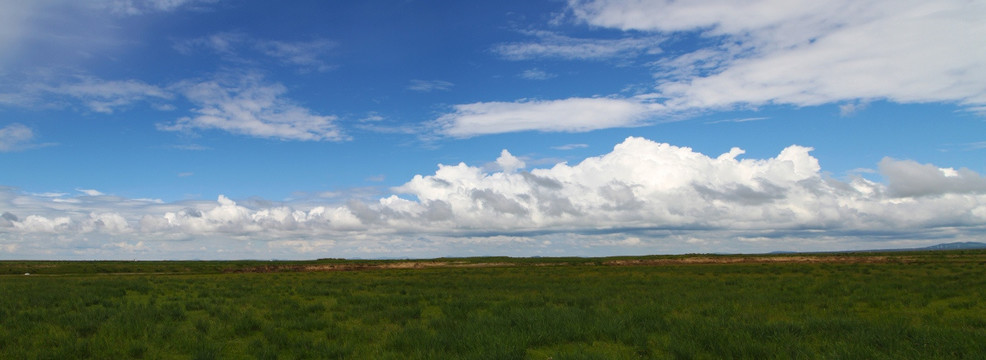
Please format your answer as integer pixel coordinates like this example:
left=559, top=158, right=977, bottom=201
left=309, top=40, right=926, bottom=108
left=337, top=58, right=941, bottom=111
left=2, top=251, right=985, bottom=359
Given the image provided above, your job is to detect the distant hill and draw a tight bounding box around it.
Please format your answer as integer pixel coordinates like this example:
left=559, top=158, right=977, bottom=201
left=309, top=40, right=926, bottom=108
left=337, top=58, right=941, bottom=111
left=852, top=241, right=986, bottom=253
left=770, top=242, right=986, bottom=255
left=917, top=242, right=986, bottom=251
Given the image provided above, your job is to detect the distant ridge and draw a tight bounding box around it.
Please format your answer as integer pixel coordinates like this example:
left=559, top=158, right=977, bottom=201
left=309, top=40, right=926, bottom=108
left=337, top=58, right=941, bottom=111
left=769, top=242, right=986, bottom=255
left=917, top=242, right=986, bottom=251
left=849, top=241, right=986, bottom=253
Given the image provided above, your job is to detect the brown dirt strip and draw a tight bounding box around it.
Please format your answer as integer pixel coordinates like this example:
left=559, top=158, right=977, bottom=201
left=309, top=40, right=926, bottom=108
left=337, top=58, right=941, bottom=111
left=226, top=255, right=916, bottom=273
left=601, top=255, right=912, bottom=266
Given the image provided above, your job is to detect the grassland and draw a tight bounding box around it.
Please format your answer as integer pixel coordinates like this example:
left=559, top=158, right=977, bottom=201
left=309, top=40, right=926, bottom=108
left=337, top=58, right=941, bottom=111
left=1, top=251, right=985, bottom=359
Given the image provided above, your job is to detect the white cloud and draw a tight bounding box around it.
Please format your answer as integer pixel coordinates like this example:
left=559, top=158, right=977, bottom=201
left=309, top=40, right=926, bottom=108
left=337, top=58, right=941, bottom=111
left=160, top=73, right=346, bottom=141
left=77, top=189, right=106, bottom=197
left=495, top=150, right=526, bottom=173
left=13, top=215, right=72, bottom=233
left=0, top=123, right=34, bottom=152
left=3, top=137, right=986, bottom=259
left=879, top=158, right=986, bottom=197
left=493, top=30, right=662, bottom=61
left=433, top=97, right=659, bottom=138
left=839, top=102, right=868, bottom=117
left=407, top=80, right=454, bottom=92
left=568, top=0, right=986, bottom=111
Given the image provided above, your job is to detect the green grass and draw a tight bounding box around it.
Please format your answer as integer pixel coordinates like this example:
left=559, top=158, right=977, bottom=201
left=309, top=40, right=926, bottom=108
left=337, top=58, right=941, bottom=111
left=1, top=251, right=985, bottom=358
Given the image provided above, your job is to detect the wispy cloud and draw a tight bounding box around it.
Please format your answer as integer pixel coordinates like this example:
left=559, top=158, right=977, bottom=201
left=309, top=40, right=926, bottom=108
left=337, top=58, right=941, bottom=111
left=839, top=101, right=869, bottom=117
left=174, top=31, right=246, bottom=55
left=705, top=117, right=768, bottom=124
left=254, top=39, right=338, bottom=72
left=552, top=143, right=589, bottom=151
left=1, top=1, right=214, bottom=74
left=176, top=32, right=337, bottom=72
left=160, top=72, right=346, bottom=141
left=569, top=0, right=986, bottom=111
left=963, top=141, right=986, bottom=151
left=170, top=144, right=210, bottom=151
left=0, top=74, right=173, bottom=113
left=519, top=68, right=556, bottom=80
left=77, top=188, right=106, bottom=196
left=493, top=30, right=662, bottom=61
left=0, top=123, right=36, bottom=152
left=407, top=80, right=454, bottom=92
left=98, top=0, right=217, bottom=15
left=433, top=97, right=659, bottom=138
left=40, top=77, right=172, bottom=113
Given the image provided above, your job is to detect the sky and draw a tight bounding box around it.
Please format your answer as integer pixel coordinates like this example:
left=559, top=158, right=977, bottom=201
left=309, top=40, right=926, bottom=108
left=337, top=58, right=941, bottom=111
left=1, top=0, right=985, bottom=260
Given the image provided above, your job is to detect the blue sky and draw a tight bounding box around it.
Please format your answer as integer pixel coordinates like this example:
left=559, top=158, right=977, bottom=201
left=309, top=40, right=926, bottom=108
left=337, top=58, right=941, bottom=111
left=1, top=0, right=985, bottom=259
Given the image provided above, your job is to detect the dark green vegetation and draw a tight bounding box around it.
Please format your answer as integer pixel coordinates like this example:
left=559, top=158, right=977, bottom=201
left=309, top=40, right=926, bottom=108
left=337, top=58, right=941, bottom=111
left=2, top=251, right=985, bottom=359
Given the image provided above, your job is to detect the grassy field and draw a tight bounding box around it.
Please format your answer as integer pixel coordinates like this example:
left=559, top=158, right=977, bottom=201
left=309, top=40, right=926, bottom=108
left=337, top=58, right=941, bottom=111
left=1, top=251, right=984, bottom=359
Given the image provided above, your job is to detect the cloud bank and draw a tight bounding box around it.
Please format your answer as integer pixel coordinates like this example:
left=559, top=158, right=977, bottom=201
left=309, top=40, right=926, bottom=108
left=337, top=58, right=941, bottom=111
left=3, top=137, right=985, bottom=259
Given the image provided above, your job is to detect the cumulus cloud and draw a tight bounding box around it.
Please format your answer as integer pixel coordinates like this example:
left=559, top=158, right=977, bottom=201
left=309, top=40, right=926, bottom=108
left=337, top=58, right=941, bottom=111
left=567, top=0, right=986, bottom=111
left=879, top=158, right=986, bottom=197
left=433, top=97, right=659, bottom=138
left=495, top=150, right=526, bottom=173
left=160, top=73, right=346, bottom=141
left=3, top=137, right=986, bottom=259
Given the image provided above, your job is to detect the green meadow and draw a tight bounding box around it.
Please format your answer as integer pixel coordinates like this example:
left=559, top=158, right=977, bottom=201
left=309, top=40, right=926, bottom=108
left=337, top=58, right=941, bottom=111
left=1, top=252, right=985, bottom=359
